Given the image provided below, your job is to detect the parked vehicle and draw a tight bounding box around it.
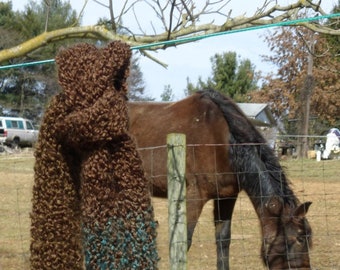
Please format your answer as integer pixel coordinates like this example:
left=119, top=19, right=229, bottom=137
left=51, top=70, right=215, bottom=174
left=0, top=116, right=39, bottom=148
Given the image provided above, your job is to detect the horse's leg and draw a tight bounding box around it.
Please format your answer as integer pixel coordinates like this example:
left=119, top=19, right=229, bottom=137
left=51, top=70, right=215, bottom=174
left=214, top=196, right=238, bottom=270
left=186, top=194, right=208, bottom=250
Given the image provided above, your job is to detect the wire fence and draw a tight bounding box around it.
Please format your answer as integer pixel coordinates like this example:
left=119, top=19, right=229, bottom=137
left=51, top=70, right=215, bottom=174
left=0, top=136, right=339, bottom=270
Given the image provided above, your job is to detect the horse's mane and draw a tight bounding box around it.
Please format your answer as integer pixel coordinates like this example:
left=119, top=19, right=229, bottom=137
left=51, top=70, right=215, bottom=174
left=198, top=89, right=298, bottom=207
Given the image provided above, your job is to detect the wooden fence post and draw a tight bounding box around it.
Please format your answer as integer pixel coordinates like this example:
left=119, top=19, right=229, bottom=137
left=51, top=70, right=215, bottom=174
left=167, top=133, right=187, bottom=270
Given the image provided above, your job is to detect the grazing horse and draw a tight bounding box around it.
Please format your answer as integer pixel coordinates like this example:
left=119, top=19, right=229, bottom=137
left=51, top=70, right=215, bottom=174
left=128, top=89, right=312, bottom=270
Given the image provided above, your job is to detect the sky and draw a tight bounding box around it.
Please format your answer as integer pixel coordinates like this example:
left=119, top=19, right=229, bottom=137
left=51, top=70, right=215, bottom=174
left=9, top=0, right=336, bottom=100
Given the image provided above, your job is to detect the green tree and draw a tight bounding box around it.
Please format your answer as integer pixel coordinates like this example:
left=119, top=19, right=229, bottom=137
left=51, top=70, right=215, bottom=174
left=13, top=0, right=78, bottom=60
left=0, top=1, right=151, bottom=119
left=160, top=84, right=174, bottom=101
left=185, top=51, right=258, bottom=101
left=324, top=1, right=340, bottom=57
left=127, top=53, right=154, bottom=101
left=184, top=76, right=208, bottom=97
left=0, top=2, right=21, bottom=52
left=0, top=0, right=79, bottom=121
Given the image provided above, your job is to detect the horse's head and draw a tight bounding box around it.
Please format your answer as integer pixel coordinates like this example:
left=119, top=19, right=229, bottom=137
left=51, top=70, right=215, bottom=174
left=261, top=196, right=312, bottom=270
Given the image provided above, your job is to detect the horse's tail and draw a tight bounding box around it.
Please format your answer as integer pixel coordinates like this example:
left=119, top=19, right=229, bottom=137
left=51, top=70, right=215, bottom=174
left=199, top=89, right=296, bottom=206
left=199, top=89, right=267, bottom=144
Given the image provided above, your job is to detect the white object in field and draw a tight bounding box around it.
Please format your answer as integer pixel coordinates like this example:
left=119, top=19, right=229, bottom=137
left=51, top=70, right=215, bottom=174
left=322, top=128, right=340, bottom=159
left=316, top=150, right=321, bottom=162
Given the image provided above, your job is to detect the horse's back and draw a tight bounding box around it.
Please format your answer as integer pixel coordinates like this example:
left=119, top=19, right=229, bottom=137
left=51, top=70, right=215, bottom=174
left=128, top=93, right=229, bottom=146
left=128, top=93, right=235, bottom=198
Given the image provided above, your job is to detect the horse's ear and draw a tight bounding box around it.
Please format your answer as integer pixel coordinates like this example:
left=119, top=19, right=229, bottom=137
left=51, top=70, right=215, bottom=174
left=293, top=201, right=312, bottom=218
left=265, top=196, right=283, bottom=216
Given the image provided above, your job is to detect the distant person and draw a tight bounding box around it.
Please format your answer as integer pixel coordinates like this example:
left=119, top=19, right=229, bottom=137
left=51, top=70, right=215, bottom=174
left=322, top=128, right=340, bottom=159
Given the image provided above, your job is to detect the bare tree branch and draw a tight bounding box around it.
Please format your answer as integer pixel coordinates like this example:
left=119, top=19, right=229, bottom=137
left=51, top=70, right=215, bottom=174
left=0, top=0, right=339, bottom=64
left=167, top=0, right=176, bottom=40
left=108, top=0, right=116, bottom=32
left=43, top=0, right=50, bottom=32
left=0, top=26, right=118, bottom=62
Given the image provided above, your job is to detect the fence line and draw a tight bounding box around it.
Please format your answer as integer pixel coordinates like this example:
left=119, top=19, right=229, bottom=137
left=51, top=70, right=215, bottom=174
left=278, top=134, right=327, bottom=138
left=0, top=136, right=339, bottom=269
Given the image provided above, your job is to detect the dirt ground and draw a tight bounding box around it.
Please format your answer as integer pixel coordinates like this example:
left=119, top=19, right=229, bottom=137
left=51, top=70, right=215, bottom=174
left=0, top=151, right=339, bottom=269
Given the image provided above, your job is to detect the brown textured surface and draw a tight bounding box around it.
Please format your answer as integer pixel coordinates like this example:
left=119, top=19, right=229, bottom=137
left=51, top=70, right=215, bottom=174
left=30, top=41, right=158, bottom=269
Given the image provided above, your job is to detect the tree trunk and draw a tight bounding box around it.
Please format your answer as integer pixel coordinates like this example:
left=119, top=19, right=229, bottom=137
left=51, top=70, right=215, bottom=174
left=297, top=46, right=314, bottom=158
left=20, top=83, right=25, bottom=116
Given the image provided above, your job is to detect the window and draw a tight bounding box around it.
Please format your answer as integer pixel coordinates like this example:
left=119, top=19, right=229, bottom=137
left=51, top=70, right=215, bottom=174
left=11, top=121, right=19, bottom=128
left=5, top=120, right=12, bottom=128
left=5, top=120, right=24, bottom=129
left=26, top=121, right=34, bottom=130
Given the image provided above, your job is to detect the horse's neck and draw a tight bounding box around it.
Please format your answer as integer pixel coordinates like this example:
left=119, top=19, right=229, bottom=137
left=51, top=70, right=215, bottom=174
left=231, top=143, right=296, bottom=238
left=231, top=138, right=295, bottom=205
left=234, top=146, right=277, bottom=203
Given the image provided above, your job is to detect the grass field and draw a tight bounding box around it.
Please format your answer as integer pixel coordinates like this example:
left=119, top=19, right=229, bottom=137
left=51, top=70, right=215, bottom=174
left=0, top=150, right=339, bottom=269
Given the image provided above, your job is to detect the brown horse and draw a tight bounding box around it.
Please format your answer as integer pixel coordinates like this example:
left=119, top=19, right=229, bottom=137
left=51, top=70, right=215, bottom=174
left=128, top=89, right=312, bottom=270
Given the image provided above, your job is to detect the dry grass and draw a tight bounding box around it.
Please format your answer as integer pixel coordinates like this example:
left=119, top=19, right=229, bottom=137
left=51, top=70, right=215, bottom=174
left=0, top=151, right=339, bottom=269
left=0, top=152, right=34, bottom=270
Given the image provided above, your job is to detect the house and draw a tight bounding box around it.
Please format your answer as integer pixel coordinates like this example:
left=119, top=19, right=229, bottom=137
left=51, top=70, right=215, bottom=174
left=237, top=103, right=278, bottom=148
left=237, top=103, right=276, bottom=127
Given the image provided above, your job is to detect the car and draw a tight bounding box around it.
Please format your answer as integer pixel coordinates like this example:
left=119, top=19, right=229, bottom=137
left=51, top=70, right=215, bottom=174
left=0, top=116, right=39, bottom=148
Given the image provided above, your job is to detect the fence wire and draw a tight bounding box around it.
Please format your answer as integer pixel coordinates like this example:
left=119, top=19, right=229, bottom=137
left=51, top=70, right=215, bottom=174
left=0, top=137, right=339, bottom=269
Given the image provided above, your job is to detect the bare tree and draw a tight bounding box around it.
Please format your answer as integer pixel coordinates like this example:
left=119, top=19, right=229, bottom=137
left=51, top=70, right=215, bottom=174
left=0, top=0, right=339, bottom=64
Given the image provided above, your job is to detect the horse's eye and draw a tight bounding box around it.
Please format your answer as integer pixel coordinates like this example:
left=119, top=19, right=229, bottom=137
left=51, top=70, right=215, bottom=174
left=296, top=236, right=305, bottom=244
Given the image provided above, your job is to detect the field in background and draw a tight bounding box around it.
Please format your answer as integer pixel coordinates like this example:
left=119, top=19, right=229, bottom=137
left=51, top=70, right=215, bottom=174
left=0, top=151, right=339, bottom=269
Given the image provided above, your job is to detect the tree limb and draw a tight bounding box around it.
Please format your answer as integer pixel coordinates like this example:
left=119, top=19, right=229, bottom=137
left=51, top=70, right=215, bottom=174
left=1, top=0, right=339, bottom=64
left=0, top=26, right=118, bottom=63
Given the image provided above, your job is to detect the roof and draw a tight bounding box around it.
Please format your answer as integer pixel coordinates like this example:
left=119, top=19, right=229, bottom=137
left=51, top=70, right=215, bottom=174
left=237, top=103, right=268, bottom=118
left=237, top=103, right=276, bottom=127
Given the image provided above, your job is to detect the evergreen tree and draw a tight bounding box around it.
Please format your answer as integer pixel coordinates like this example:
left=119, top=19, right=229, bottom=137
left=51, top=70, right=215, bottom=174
left=0, top=0, right=79, bottom=121
left=0, top=1, right=151, bottom=119
left=324, top=1, right=340, bottom=58
left=185, top=51, right=258, bottom=101
left=127, top=53, right=154, bottom=101
left=160, top=84, right=174, bottom=101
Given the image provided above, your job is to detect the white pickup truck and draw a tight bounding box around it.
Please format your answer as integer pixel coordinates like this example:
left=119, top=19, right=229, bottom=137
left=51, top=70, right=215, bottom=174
left=0, top=116, right=39, bottom=148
